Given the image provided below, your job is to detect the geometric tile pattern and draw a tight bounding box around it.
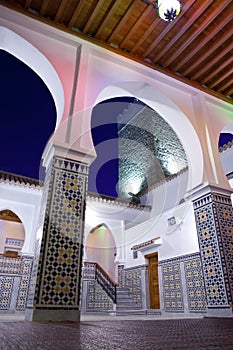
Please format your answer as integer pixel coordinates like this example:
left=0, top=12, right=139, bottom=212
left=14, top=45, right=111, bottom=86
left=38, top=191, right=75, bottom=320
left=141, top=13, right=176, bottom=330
left=214, top=194, right=233, bottom=303
left=193, top=192, right=232, bottom=307
left=184, top=258, right=207, bottom=312
left=117, top=265, right=125, bottom=287
left=82, top=262, right=96, bottom=280
left=26, top=161, right=53, bottom=309
left=0, top=256, right=21, bottom=274
left=161, top=262, right=184, bottom=312
left=124, top=268, right=142, bottom=306
left=0, top=276, right=14, bottom=310
left=86, top=280, right=113, bottom=312
left=28, top=156, right=88, bottom=311
left=16, top=256, right=33, bottom=311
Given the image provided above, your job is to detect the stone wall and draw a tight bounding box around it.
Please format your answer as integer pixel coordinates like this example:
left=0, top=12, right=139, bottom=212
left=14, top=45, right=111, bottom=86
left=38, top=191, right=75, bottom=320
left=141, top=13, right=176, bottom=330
left=118, top=106, right=188, bottom=199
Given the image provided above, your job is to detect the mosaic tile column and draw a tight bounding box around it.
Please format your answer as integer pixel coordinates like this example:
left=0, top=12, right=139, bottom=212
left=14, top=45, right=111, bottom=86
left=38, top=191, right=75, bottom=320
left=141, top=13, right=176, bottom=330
left=25, top=147, right=91, bottom=322
left=193, top=187, right=233, bottom=317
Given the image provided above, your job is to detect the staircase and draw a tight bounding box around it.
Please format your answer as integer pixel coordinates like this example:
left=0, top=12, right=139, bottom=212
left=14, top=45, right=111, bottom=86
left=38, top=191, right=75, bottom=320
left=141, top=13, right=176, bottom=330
left=116, top=287, right=145, bottom=315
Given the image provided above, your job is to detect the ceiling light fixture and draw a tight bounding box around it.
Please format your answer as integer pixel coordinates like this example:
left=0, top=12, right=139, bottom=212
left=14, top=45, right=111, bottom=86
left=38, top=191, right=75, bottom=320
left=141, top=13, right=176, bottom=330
left=142, top=0, right=181, bottom=22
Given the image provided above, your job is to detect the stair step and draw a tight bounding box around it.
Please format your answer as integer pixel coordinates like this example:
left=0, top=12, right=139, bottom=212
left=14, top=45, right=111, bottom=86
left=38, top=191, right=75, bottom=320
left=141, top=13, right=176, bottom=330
left=116, top=309, right=146, bottom=316
left=146, top=309, right=161, bottom=315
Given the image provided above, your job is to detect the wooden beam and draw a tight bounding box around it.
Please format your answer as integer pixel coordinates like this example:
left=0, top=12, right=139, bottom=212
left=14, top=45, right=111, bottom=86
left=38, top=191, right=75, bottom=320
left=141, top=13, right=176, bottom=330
left=162, top=0, right=232, bottom=68
left=83, top=0, right=106, bottom=34
left=40, top=0, right=49, bottom=17
left=69, top=0, right=85, bottom=28
left=54, top=0, right=67, bottom=22
left=224, top=88, right=233, bottom=97
left=150, top=0, right=214, bottom=63
left=25, top=0, right=32, bottom=9
left=209, top=69, right=233, bottom=90
left=173, top=10, right=233, bottom=72
left=202, top=56, right=233, bottom=85
left=107, top=0, right=135, bottom=43
left=120, top=4, right=152, bottom=49
left=95, top=0, right=123, bottom=38
left=218, top=80, right=233, bottom=94
left=189, top=38, right=233, bottom=80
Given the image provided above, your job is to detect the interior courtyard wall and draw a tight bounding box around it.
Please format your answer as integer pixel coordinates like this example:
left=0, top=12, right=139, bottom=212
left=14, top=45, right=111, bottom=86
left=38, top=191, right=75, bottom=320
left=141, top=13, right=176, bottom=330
left=124, top=201, right=199, bottom=269
left=1, top=5, right=233, bottom=318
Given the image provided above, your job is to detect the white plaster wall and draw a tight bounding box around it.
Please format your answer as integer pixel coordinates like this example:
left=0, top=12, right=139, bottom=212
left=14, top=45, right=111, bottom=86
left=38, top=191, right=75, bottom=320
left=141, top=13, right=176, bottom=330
left=84, top=202, right=124, bottom=263
left=124, top=201, right=199, bottom=269
left=150, top=170, right=189, bottom=218
left=0, top=183, right=42, bottom=255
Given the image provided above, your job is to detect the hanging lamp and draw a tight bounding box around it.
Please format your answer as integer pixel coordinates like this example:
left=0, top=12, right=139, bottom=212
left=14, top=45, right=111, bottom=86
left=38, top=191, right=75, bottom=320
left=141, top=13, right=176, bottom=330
left=142, top=0, right=181, bottom=21
left=157, top=0, right=181, bottom=21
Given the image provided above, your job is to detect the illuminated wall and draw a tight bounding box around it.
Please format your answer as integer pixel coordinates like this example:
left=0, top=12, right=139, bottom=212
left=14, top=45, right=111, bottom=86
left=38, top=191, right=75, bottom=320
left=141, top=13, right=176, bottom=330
left=86, top=224, right=117, bottom=282
left=118, top=105, right=188, bottom=199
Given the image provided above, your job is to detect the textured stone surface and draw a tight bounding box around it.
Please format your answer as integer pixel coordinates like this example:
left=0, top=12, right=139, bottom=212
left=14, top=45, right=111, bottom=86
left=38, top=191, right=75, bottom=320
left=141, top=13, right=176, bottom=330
left=0, top=318, right=233, bottom=349
left=118, top=106, right=187, bottom=199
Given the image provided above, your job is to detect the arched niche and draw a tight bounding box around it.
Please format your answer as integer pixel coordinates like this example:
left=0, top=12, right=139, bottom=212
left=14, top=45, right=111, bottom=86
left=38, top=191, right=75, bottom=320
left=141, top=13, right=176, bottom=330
left=93, top=82, right=203, bottom=193
left=85, top=223, right=117, bottom=282
left=0, top=209, right=25, bottom=256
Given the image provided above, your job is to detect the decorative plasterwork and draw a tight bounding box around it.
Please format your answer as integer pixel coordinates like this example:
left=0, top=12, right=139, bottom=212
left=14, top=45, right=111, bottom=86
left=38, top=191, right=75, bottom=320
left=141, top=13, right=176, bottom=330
left=0, top=171, right=41, bottom=189
left=87, top=193, right=152, bottom=211
left=131, top=237, right=162, bottom=252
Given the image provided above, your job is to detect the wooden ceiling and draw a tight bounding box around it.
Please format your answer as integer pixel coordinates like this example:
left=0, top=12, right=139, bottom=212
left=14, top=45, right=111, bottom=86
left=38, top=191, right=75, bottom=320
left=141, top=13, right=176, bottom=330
left=1, top=0, right=233, bottom=103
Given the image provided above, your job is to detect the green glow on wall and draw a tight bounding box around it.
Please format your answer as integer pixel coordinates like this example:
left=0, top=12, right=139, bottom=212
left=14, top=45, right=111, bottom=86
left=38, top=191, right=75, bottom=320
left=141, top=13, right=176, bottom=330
left=99, top=225, right=106, bottom=237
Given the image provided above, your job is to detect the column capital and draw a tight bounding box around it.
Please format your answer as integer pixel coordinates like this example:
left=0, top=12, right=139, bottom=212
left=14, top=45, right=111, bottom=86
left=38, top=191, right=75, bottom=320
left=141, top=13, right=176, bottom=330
left=186, top=182, right=233, bottom=203
left=42, top=139, right=96, bottom=170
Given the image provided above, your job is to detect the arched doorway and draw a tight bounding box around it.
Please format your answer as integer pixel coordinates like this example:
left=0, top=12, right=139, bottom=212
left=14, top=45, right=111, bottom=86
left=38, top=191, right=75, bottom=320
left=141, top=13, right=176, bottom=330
left=86, top=224, right=117, bottom=282
left=0, top=210, right=25, bottom=256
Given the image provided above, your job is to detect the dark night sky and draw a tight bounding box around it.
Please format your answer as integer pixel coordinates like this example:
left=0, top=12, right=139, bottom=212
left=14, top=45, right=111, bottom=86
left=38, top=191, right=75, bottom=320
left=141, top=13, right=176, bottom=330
left=1, top=49, right=232, bottom=197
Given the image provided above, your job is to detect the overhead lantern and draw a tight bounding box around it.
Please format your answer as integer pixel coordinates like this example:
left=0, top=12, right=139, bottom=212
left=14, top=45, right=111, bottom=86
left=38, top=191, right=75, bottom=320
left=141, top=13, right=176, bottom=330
left=157, top=0, right=181, bottom=21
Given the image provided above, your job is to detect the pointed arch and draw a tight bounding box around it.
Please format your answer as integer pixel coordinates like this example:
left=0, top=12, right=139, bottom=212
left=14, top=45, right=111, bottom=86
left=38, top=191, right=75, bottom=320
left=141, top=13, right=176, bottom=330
left=85, top=223, right=117, bottom=281
left=0, top=26, right=64, bottom=129
left=94, top=82, right=203, bottom=192
left=0, top=209, right=25, bottom=255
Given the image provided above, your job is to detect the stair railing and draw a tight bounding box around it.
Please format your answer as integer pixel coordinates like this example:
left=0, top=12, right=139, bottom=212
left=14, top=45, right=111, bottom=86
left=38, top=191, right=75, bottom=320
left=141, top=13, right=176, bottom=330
left=83, top=262, right=117, bottom=304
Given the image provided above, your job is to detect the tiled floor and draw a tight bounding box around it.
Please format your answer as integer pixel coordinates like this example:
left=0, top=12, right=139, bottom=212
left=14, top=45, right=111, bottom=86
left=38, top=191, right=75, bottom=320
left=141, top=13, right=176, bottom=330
left=0, top=316, right=233, bottom=349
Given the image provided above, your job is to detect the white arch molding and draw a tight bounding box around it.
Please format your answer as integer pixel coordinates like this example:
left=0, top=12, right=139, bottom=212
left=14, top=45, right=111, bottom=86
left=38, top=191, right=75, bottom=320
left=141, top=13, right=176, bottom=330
left=93, top=81, right=204, bottom=192
left=0, top=205, right=28, bottom=254
left=0, top=26, right=64, bottom=129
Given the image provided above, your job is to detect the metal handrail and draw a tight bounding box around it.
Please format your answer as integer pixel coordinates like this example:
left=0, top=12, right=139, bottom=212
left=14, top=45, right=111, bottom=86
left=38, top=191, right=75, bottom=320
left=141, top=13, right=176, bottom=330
left=84, top=262, right=117, bottom=303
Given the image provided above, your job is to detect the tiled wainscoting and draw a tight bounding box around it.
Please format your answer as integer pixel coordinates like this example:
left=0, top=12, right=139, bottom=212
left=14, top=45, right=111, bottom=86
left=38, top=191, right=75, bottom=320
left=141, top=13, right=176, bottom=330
left=0, top=255, right=33, bottom=312
left=81, top=263, right=114, bottom=313
left=81, top=253, right=207, bottom=316
left=159, top=252, right=207, bottom=315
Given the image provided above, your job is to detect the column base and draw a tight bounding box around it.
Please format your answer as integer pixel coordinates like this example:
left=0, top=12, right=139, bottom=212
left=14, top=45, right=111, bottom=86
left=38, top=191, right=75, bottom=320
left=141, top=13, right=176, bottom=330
left=25, top=308, right=80, bottom=322
left=206, top=306, right=233, bottom=318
